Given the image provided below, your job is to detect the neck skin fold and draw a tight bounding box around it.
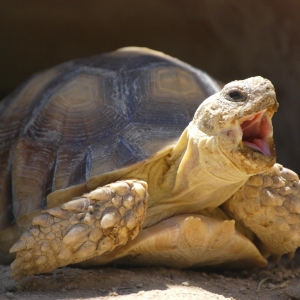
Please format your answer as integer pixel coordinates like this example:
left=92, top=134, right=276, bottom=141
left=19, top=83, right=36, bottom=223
left=143, top=125, right=250, bottom=228
left=172, top=125, right=249, bottom=208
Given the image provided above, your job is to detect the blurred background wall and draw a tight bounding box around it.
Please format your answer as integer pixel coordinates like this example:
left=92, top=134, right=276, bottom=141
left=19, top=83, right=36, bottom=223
left=0, top=0, right=300, bottom=173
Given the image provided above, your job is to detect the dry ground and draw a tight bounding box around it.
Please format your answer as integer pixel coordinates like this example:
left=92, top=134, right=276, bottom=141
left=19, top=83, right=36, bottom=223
left=1, top=255, right=300, bottom=300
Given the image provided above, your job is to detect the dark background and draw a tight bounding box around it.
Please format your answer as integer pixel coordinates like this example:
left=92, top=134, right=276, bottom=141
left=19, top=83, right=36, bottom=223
left=0, top=0, right=300, bottom=173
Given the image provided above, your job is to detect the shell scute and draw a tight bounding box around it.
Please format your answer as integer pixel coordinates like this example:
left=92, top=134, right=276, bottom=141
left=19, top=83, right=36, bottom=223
left=0, top=48, right=220, bottom=234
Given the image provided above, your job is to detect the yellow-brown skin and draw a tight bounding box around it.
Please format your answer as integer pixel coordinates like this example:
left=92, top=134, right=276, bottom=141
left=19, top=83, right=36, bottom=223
left=10, top=76, right=300, bottom=279
left=123, top=76, right=278, bottom=228
left=81, top=76, right=300, bottom=269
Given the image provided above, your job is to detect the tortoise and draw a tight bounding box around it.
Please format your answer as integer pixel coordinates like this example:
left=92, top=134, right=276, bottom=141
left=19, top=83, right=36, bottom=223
left=1, top=47, right=300, bottom=281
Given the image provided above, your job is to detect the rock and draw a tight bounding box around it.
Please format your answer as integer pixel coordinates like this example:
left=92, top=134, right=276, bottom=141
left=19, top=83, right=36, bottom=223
left=267, top=283, right=276, bottom=289
left=5, top=292, right=14, bottom=299
left=274, top=271, right=284, bottom=283
left=284, top=286, right=300, bottom=299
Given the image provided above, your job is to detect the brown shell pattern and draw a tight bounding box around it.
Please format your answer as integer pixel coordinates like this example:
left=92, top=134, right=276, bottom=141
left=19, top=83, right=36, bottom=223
left=0, top=48, right=220, bottom=230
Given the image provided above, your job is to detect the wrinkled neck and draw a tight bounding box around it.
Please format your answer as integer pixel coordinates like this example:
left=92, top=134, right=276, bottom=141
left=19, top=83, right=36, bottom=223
left=165, top=125, right=250, bottom=209
left=143, top=126, right=250, bottom=228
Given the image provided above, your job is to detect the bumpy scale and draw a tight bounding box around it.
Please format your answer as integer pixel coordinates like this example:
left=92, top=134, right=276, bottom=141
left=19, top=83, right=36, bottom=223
left=10, top=180, right=147, bottom=280
left=3, top=48, right=300, bottom=282
left=223, top=164, right=300, bottom=259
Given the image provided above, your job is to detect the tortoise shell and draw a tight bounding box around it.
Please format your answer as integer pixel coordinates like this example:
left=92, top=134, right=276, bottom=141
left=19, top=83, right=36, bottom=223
left=0, top=47, right=220, bottom=232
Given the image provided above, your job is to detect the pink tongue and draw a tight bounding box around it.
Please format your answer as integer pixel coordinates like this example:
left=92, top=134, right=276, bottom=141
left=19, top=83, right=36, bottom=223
left=243, top=140, right=271, bottom=156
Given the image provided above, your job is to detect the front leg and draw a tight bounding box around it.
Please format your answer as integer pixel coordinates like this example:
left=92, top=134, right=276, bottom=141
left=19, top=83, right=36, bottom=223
left=223, top=163, right=300, bottom=260
left=10, top=180, right=147, bottom=280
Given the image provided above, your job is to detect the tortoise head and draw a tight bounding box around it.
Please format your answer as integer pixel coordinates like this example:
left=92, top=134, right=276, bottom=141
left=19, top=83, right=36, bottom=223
left=188, top=76, right=278, bottom=175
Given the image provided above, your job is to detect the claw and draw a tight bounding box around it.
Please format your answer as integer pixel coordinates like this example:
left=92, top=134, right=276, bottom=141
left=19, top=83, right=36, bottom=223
left=108, top=181, right=130, bottom=195
left=223, top=163, right=300, bottom=258
left=284, top=194, right=300, bottom=213
left=57, top=248, right=71, bottom=261
left=32, top=214, right=54, bottom=227
left=9, top=240, right=26, bottom=253
left=10, top=270, right=25, bottom=281
left=9, top=179, right=148, bottom=279
left=100, top=209, right=121, bottom=228
left=87, top=187, right=114, bottom=201
left=45, top=207, right=72, bottom=219
left=124, top=211, right=138, bottom=230
left=11, top=257, right=24, bottom=269
left=61, top=198, right=90, bottom=212
left=75, top=240, right=97, bottom=259
left=62, top=224, right=89, bottom=246
left=35, top=256, right=47, bottom=266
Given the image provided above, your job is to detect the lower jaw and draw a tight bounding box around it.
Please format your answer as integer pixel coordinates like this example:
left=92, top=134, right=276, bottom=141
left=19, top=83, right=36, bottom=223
left=243, top=141, right=271, bottom=157
left=221, top=141, right=276, bottom=176
left=240, top=144, right=276, bottom=173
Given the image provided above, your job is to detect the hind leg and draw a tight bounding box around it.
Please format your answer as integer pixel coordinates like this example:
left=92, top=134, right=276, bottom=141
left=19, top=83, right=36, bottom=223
left=9, top=180, right=147, bottom=280
left=223, top=163, right=300, bottom=260
left=76, top=213, right=267, bottom=269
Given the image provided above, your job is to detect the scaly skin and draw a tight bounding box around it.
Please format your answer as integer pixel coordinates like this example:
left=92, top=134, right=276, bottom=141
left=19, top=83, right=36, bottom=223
left=8, top=77, right=300, bottom=279
left=10, top=180, right=148, bottom=280
left=223, top=163, right=300, bottom=259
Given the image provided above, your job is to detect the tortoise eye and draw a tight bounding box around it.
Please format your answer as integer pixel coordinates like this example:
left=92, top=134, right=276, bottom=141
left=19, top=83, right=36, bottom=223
left=227, top=90, right=247, bottom=102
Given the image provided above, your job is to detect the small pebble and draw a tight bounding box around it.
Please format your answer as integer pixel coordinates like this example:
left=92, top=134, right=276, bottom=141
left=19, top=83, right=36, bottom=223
left=182, top=281, right=190, bottom=286
left=66, top=284, right=75, bottom=290
left=283, top=270, right=292, bottom=279
left=109, top=291, right=118, bottom=296
left=284, top=286, right=300, bottom=299
left=267, top=283, right=276, bottom=289
left=274, top=271, right=283, bottom=282
left=5, top=292, right=14, bottom=299
left=258, top=270, right=274, bottom=280
left=136, top=283, right=143, bottom=288
left=246, top=282, right=252, bottom=289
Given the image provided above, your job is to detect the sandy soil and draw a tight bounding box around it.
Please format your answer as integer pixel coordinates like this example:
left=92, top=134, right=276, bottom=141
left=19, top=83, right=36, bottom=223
left=1, top=255, right=300, bottom=300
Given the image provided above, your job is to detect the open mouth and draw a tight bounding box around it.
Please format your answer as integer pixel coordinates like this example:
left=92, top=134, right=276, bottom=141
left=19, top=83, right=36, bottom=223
left=239, top=110, right=273, bottom=156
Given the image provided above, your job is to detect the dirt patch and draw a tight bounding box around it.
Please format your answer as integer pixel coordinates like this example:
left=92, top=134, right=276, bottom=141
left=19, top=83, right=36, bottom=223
left=1, top=255, right=300, bottom=299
